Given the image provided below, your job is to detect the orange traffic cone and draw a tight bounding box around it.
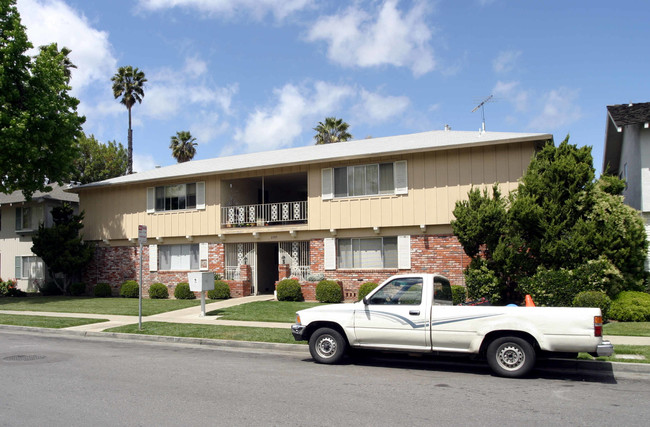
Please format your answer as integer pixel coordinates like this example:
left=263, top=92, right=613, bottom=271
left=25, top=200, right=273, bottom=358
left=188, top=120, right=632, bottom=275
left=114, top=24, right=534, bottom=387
left=525, top=294, right=536, bottom=307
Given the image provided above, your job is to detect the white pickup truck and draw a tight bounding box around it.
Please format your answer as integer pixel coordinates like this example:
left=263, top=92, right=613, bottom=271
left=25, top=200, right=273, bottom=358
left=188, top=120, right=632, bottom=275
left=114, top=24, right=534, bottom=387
left=291, top=274, right=613, bottom=377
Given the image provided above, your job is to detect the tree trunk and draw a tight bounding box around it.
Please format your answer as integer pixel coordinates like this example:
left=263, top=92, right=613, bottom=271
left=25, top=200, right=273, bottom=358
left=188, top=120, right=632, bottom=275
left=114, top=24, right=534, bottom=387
left=127, top=106, right=133, bottom=174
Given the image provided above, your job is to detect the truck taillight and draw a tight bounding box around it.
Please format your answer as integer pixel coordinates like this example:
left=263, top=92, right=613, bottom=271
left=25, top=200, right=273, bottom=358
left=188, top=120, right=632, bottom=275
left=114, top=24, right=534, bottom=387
left=594, top=316, right=603, bottom=337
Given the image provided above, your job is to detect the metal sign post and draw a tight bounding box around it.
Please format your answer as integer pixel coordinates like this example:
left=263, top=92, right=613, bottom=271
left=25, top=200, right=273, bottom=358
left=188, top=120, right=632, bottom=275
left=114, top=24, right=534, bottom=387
left=138, top=225, right=147, bottom=331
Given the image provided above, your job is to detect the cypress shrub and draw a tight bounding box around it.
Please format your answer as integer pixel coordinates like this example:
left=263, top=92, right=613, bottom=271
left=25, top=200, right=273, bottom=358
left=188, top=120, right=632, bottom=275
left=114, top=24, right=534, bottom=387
left=451, top=285, right=467, bottom=305
left=93, top=283, right=112, bottom=297
left=207, top=280, right=231, bottom=300
left=276, top=279, right=303, bottom=301
left=316, top=280, right=342, bottom=303
left=358, top=282, right=378, bottom=301
left=148, top=282, right=169, bottom=299
left=174, top=282, right=196, bottom=300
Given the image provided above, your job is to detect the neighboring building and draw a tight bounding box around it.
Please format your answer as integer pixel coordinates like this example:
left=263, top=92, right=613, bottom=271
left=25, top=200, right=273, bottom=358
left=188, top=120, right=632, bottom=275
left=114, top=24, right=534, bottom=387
left=603, top=102, right=650, bottom=269
left=69, top=130, right=551, bottom=300
left=0, top=184, right=79, bottom=291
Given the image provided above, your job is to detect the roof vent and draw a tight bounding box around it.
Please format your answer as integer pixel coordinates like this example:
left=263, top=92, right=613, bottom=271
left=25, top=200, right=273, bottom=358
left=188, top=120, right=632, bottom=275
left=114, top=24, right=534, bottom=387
left=444, top=124, right=451, bottom=131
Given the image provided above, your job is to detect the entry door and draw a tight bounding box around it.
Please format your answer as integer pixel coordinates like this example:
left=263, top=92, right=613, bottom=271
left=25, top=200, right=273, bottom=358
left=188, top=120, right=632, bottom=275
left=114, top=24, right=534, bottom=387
left=353, top=277, right=429, bottom=351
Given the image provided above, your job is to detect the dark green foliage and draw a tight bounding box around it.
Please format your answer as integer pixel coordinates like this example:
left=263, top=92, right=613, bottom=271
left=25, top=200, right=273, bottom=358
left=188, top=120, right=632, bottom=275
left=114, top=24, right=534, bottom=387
left=0, top=280, right=24, bottom=297
left=69, top=134, right=127, bottom=184
left=0, top=1, right=85, bottom=199
left=31, top=204, right=94, bottom=294
left=451, top=285, right=467, bottom=305
left=276, top=279, right=303, bottom=302
left=148, top=282, right=168, bottom=299
left=213, top=273, right=222, bottom=280
left=93, top=283, right=112, bottom=297
left=452, top=137, right=647, bottom=305
left=608, top=291, right=650, bottom=322
left=38, top=281, right=63, bottom=296
left=573, top=291, right=612, bottom=322
left=69, top=282, right=86, bottom=296
left=315, top=280, right=342, bottom=303
left=207, top=280, right=231, bottom=300
left=357, top=282, right=378, bottom=301
left=174, top=282, right=196, bottom=300
left=119, top=280, right=139, bottom=298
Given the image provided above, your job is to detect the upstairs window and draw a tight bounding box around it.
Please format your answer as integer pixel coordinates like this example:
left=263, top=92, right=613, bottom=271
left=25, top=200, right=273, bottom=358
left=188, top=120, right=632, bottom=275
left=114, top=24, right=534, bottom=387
left=15, top=206, right=43, bottom=231
left=147, top=182, right=205, bottom=213
left=322, top=161, right=407, bottom=200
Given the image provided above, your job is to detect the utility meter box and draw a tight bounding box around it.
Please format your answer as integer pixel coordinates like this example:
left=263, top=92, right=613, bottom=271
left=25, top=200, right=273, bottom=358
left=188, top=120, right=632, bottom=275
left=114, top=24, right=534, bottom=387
left=188, top=272, right=214, bottom=292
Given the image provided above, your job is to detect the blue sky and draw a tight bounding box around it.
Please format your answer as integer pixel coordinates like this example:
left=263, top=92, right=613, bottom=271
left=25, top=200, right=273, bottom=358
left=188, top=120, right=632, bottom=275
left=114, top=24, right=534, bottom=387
left=15, top=0, right=649, bottom=174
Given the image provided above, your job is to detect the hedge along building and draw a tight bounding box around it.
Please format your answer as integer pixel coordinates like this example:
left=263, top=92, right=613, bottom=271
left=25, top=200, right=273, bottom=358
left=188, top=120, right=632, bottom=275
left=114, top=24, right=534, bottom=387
left=68, top=129, right=551, bottom=300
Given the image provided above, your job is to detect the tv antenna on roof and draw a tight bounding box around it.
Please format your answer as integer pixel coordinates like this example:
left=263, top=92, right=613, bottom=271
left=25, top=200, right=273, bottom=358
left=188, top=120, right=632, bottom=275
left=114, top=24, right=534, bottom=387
left=471, top=95, right=494, bottom=133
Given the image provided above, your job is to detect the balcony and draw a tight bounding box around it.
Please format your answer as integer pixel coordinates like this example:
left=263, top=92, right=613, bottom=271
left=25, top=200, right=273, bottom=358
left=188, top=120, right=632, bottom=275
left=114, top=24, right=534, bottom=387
left=221, top=200, right=307, bottom=227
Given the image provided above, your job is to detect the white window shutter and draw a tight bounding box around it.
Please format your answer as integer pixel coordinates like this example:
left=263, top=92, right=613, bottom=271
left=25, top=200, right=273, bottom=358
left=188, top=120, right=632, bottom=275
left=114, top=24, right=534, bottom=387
left=398, top=235, right=411, bottom=269
left=15, top=256, right=22, bottom=279
left=199, top=242, right=209, bottom=270
left=322, top=168, right=333, bottom=200
left=149, top=244, right=158, bottom=272
left=394, top=160, right=408, bottom=195
left=147, top=187, right=155, bottom=213
left=196, top=182, right=206, bottom=209
left=324, top=238, right=336, bottom=270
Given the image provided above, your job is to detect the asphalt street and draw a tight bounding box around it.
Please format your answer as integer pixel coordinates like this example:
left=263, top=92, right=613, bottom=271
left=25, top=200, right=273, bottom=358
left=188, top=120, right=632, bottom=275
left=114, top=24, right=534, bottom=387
left=1, top=331, right=648, bottom=427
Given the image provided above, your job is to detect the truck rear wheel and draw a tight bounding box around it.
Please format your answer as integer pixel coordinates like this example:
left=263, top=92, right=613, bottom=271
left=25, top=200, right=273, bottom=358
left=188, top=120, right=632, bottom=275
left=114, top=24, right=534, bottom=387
left=309, top=327, right=347, bottom=364
left=487, top=337, right=536, bottom=378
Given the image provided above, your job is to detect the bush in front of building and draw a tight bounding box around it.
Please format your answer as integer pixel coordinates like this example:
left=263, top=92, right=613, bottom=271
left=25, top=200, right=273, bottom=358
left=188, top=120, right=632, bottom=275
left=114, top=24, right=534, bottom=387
left=357, top=282, right=378, bottom=301
left=451, top=285, right=467, bottom=305
left=276, top=279, right=303, bottom=301
left=93, top=283, right=112, bottom=297
left=608, top=291, right=650, bottom=322
left=174, top=282, right=196, bottom=300
left=573, top=291, right=612, bottom=322
left=148, top=282, right=169, bottom=299
left=208, top=280, right=231, bottom=300
left=316, top=280, right=342, bottom=303
left=0, top=280, right=24, bottom=297
left=38, top=281, right=63, bottom=296
left=119, top=280, right=139, bottom=298
left=69, top=282, right=86, bottom=296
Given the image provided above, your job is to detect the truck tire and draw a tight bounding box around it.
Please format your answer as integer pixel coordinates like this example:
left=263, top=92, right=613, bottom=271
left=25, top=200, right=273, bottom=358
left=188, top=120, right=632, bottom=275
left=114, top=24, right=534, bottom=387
left=486, top=337, right=536, bottom=378
left=309, top=327, right=347, bottom=364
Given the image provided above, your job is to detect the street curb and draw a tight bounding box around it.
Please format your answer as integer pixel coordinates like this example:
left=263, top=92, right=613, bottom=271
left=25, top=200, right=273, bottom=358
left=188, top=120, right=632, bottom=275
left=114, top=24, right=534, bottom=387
left=2, top=324, right=649, bottom=377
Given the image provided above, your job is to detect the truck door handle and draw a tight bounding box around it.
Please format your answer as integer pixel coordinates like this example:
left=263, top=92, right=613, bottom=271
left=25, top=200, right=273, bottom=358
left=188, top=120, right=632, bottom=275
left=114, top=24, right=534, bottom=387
left=409, top=310, right=420, bottom=315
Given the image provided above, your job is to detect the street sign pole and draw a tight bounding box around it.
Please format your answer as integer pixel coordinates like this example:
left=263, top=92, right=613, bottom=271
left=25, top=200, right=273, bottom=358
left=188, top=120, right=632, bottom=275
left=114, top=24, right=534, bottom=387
left=138, top=225, right=147, bottom=331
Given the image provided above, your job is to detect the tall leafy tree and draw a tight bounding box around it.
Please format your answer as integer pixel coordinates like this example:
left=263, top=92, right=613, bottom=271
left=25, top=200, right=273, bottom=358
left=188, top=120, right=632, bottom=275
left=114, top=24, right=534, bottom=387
left=31, top=204, right=94, bottom=294
left=68, top=134, right=128, bottom=184
left=313, top=117, right=352, bottom=145
left=111, top=65, right=146, bottom=174
left=0, top=1, right=85, bottom=199
left=169, top=131, right=197, bottom=163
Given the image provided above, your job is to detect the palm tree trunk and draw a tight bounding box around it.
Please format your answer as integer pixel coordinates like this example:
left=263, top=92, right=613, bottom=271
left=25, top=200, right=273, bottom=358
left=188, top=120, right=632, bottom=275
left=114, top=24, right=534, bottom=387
left=127, top=106, right=133, bottom=174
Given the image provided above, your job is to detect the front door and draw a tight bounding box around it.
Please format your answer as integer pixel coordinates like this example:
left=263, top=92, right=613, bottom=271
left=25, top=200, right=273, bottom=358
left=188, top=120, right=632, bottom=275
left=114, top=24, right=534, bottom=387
left=353, top=277, right=429, bottom=351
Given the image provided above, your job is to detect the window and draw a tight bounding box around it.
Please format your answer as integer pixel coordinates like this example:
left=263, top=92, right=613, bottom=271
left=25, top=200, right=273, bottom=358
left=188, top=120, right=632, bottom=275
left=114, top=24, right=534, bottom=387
left=15, top=206, right=42, bottom=231
left=322, top=160, right=407, bottom=200
left=337, top=237, right=398, bottom=269
left=367, top=277, right=423, bottom=305
left=158, top=244, right=199, bottom=271
left=15, top=256, right=44, bottom=279
left=433, top=276, right=453, bottom=306
left=154, top=183, right=197, bottom=211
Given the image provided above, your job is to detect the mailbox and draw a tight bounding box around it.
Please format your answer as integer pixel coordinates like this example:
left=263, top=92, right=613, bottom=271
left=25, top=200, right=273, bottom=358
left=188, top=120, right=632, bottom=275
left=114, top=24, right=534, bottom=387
left=188, top=272, right=214, bottom=292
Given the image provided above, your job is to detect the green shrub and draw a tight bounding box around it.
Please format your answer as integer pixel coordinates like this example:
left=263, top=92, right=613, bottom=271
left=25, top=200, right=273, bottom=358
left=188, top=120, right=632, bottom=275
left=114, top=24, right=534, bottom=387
left=38, top=281, right=62, bottom=296
left=305, top=273, right=326, bottom=282
left=119, top=280, right=139, bottom=298
left=208, top=280, right=231, bottom=300
left=213, top=273, right=222, bottom=281
left=316, top=280, right=342, bottom=303
left=276, top=279, right=303, bottom=301
left=608, top=291, right=650, bottom=322
left=465, top=259, right=504, bottom=304
left=451, top=285, right=467, bottom=305
left=69, top=282, right=86, bottom=296
left=174, top=282, right=196, bottom=300
left=148, top=282, right=169, bottom=299
left=357, top=282, right=378, bottom=301
left=573, top=291, right=612, bottom=321
left=0, top=280, right=24, bottom=297
left=93, top=283, right=112, bottom=297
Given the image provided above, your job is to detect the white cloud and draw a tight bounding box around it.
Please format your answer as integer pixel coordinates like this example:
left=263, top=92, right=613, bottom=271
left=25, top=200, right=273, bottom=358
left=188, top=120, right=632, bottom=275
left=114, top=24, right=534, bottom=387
left=137, top=0, right=313, bottom=21
left=17, top=0, right=116, bottom=96
left=493, top=50, right=521, bottom=74
left=528, top=88, right=582, bottom=131
left=493, top=81, right=529, bottom=112
left=356, top=90, right=410, bottom=123
left=133, top=153, right=157, bottom=173
left=306, top=0, right=435, bottom=76
left=184, top=56, right=208, bottom=78
left=234, top=82, right=355, bottom=152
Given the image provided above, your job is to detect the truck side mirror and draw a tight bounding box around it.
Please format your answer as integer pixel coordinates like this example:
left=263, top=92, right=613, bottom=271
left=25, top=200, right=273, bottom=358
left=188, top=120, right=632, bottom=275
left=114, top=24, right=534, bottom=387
left=362, top=296, right=369, bottom=305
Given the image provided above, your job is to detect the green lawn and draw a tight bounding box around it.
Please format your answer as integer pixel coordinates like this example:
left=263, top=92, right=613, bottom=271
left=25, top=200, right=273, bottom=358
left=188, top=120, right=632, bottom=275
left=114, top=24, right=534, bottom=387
left=105, top=321, right=301, bottom=344
left=0, top=296, right=201, bottom=316
left=207, top=301, right=324, bottom=322
left=604, top=322, right=650, bottom=337
left=0, top=313, right=108, bottom=329
left=579, top=345, right=650, bottom=363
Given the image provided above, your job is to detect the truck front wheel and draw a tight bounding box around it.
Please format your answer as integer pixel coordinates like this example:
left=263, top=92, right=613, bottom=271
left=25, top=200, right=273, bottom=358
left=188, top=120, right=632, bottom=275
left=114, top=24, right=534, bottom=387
left=309, top=328, right=347, bottom=364
left=487, top=337, right=536, bottom=378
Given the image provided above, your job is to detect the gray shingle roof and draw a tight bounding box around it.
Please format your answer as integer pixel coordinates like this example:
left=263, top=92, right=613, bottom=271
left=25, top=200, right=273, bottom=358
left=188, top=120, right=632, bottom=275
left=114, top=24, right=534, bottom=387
left=0, top=183, right=79, bottom=205
left=607, top=102, right=650, bottom=128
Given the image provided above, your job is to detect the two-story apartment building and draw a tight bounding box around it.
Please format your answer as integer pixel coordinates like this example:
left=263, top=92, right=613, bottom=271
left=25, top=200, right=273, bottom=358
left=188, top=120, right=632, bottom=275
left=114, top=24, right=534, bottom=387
left=603, top=102, right=650, bottom=269
left=70, top=129, right=551, bottom=299
left=0, top=184, right=79, bottom=291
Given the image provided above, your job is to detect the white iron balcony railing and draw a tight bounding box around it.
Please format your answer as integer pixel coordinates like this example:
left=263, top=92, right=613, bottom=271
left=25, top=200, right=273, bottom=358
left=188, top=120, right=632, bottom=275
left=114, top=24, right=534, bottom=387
left=222, top=200, right=307, bottom=227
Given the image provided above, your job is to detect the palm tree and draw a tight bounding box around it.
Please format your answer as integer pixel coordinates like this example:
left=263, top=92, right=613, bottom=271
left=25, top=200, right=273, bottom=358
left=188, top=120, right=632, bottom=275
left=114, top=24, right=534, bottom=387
left=313, top=117, right=352, bottom=145
left=170, top=131, right=197, bottom=163
left=111, top=66, right=146, bottom=174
